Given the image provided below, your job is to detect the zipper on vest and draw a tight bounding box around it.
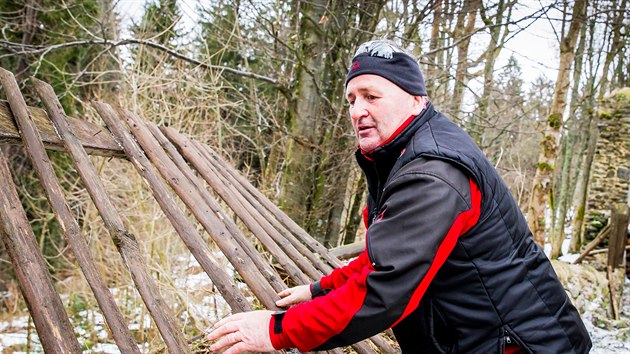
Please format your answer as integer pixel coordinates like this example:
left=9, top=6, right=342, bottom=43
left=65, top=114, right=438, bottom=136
left=504, top=329, right=512, bottom=345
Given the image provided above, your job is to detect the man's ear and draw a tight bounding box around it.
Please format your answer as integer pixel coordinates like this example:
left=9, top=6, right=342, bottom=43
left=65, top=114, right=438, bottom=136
left=411, top=95, right=425, bottom=115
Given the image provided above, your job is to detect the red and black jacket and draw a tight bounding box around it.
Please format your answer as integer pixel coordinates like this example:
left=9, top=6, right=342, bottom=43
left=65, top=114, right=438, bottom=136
left=270, top=103, right=591, bottom=353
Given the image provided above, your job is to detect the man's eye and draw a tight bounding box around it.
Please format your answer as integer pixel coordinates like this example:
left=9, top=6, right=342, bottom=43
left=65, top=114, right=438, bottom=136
left=367, top=95, right=377, bottom=101
left=348, top=100, right=355, bottom=106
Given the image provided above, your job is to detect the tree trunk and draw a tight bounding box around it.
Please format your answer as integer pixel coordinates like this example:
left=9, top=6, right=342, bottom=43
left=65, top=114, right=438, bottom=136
left=424, top=0, right=443, bottom=96
left=280, top=0, right=329, bottom=228
left=597, top=0, right=627, bottom=99
left=550, top=130, right=574, bottom=258
left=527, top=0, right=587, bottom=246
left=451, top=0, right=480, bottom=119
left=470, top=0, right=511, bottom=143
left=15, top=0, right=38, bottom=81
left=551, top=12, right=589, bottom=258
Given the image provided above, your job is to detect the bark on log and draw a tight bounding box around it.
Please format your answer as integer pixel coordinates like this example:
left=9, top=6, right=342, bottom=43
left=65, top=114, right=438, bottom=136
left=161, top=126, right=311, bottom=286
left=202, top=144, right=343, bottom=269
left=190, top=140, right=313, bottom=284
left=64, top=102, right=191, bottom=354
left=330, top=241, right=364, bottom=261
left=0, top=151, right=82, bottom=353
left=21, top=77, right=140, bottom=353
left=196, top=142, right=333, bottom=276
left=573, top=225, right=611, bottom=264
left=0, top=100, right=124, bottom=157
left=146, top=122, right=286, bottom=294
left=608, top=205, right=629, bottom=268
left=118, top=107, right=269, bottom=311
left=192, top=139, right=320, bottom=282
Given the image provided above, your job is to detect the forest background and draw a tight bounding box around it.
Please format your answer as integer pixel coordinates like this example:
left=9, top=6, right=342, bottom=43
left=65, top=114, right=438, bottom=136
left=0, top=0, right=628, bottom=352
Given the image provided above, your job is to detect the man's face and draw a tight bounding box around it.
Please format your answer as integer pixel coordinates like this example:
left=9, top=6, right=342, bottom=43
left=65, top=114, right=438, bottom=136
left=346, top=74, right=424, bottom=152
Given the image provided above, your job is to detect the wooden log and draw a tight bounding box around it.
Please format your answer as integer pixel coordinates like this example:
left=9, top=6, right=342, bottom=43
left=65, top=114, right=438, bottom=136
left=589, top=244, right=630, bottom=255
left=607, top=265, right=620, bottom=320
left=330, top=241, right=364, bottom=261
left=39, top=101, right=190, bottom=353
left=16, top=77, right=139, bottom=352
left=162, top=127, right=310, bottom=285
left=202, top=145, right=343, bottom=269
left=573, top=225, right=611, bottom=264
left=0, top=150, right=82, bottom=353
left=195, top=142, right=333, bottom=276
left=192, top=140, right=321, bottom=281
left=367, top=332, right=397, bottom=353
left=117, top=107, right=277, bottom=309
left=160, top=130, right=361, bottom=353
left=145, top=122, right=286, bottom=294
left=608, top=204, right=629, bottom=269
left=0, top=100, right=124, bottom=157
left=193, top=147, right=383, bottom=354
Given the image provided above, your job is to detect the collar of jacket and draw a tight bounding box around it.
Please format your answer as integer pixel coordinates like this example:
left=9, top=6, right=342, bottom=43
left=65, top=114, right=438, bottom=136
left=355, top=102, right=436, bottom=205
left=356, top=101, right=435, bottom=168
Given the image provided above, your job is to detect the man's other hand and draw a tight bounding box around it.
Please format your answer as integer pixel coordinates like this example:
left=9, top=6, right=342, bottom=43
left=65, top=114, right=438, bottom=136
left=276, top=285, right=312, bottom=307
left=206, top=310, right=275, bottom=354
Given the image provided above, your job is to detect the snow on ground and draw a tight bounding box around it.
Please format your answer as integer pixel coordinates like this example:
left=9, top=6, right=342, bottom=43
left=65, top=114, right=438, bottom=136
left=1, top=251, right=629, bottom=352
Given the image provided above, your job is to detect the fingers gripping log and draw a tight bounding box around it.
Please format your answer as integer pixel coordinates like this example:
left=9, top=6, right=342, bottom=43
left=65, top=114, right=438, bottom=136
left=161, top=130, right=382, bottom=354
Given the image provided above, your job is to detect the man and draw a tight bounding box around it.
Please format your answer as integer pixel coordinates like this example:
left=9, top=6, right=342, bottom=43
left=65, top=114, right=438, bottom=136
left=207, top=39, right=592, bottom=354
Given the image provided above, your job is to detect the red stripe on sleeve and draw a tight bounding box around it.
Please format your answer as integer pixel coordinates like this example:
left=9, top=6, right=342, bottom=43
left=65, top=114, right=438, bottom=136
left=320, top=251, right=369, bottom=290
left=280, top=264, right=375, bottom=351
left=391, top=178, right=481, bottom=327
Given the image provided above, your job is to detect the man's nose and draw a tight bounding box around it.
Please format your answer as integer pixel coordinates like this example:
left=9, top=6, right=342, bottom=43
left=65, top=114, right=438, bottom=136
left=350, top=99, right=368, bottom=121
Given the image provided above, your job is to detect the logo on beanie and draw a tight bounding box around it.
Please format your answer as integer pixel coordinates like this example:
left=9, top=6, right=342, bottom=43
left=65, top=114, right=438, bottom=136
left=351, top=60, right=360, bottom=71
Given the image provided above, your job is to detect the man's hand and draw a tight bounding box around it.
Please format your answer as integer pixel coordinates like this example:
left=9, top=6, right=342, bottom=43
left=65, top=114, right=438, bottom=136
left=276, top=284, right=312, bottom=307
left=206, top=310, right=275, bottom=354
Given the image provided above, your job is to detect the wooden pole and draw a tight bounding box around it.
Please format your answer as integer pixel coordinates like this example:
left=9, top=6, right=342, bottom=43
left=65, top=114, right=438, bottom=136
left=608, top=204, right=629, bottom=268
left=330, top=241, right=364, bottom=261
left=192, top=140, right=321, bottom=282
left=589, top=244, right=630, bottom=255
left=5, top=77, right=139, bottom=353
left=115, top=107, right=280, bottom=309
left=0, top=100, right=124, bottom=157
left=21, top=99, right=190, bottom=353
left=573, top=225, right=611, bottom=264
left=145, top=122, right=286, bottom=294
left=607, top=265, right=620, bottom=320
left=202, top=143, right=344, bottom=269
left=161, top=126, right=311, bottom=285
left=195, top=141, right=333, bottom=277
left=0, top=150, right=82, bottom=353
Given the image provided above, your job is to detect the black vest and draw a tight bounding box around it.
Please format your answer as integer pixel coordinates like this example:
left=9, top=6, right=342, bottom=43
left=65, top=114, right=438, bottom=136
left=361, top=103, right=592, bottom=353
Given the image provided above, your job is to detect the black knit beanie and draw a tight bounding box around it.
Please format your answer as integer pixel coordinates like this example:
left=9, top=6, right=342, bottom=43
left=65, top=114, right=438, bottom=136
left=345, top=44, right=427, bottom=96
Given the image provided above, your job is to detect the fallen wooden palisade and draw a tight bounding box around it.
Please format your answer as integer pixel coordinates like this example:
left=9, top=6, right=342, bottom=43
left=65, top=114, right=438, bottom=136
left=0, top=67, right=395, bottom=353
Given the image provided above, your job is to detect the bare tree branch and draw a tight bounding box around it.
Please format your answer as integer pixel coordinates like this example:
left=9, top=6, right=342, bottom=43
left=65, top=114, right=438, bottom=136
left=0, top=38, right=281, bottom=87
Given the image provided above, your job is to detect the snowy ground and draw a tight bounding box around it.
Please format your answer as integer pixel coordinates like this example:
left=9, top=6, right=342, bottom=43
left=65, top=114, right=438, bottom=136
left=1, top=252, right=629, bottom=353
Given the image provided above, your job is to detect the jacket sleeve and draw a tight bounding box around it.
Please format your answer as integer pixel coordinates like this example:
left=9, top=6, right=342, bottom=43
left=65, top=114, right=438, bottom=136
left=269, top=158, right=482, bottom=352
left=311, top=249, right=369, bottom=297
